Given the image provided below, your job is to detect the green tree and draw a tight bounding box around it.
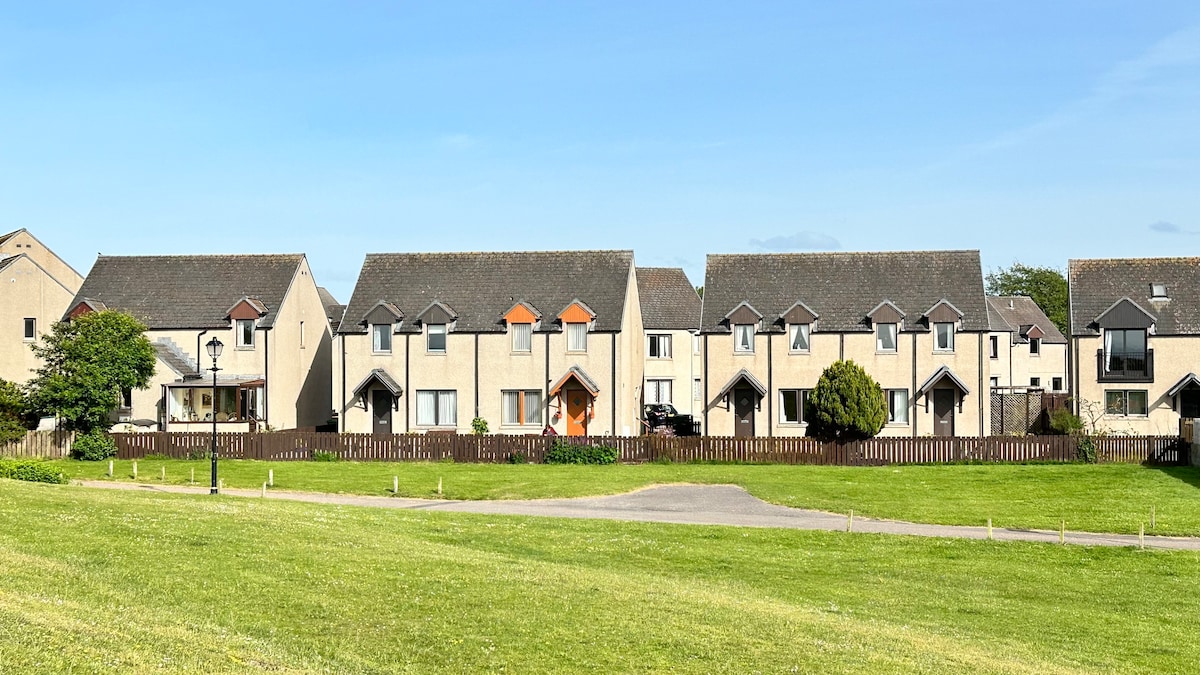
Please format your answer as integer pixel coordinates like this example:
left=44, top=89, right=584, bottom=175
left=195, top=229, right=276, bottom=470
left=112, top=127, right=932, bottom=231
left=806, top=360, right=886, bottom=441
left=27, top=311, right=156, bottom=434
left=985, top=262, right=1068, bottom=334
left=0, top=379, right=32, bottom=445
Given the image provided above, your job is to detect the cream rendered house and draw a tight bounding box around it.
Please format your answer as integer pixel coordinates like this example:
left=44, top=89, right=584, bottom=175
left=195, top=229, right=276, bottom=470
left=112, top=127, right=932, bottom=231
left=986, top=296, right=1067, bottom=392
left=66, top=254, right=333, bottom=431
left=1068, top=257, right=1200, bottom=436
left=335, top=251, right=644, bottom=436
left=699, top=250, right=991, bottom=438
left=636, top=267, right=702, bottom=426
left=0, top=229, right=84, bottom=386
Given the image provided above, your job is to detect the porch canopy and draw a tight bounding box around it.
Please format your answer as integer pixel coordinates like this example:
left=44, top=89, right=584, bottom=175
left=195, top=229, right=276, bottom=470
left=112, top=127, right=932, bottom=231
left=352, top=368, right=404, bottom=399
left=1166, top=372, right=1200, bottom=398
left=917, top=365, right=971, bottom=398
left=714, top=368, right=768, bottom=401
left=549, top=366, right=601, bottom=398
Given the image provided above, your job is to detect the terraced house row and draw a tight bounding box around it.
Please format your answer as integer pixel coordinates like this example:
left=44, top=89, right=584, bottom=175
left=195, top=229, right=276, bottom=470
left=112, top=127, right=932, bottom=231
left=7, top=228, right=1196, bottom=438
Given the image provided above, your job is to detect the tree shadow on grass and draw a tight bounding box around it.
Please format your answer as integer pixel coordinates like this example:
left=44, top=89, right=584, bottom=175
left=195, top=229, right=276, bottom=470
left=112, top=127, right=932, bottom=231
left=1147, top=465, right=1200, bottom=491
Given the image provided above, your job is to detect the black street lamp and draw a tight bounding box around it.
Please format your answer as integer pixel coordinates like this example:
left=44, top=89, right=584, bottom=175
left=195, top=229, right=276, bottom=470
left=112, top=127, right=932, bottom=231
left=206, top=337, right=223, bottom=495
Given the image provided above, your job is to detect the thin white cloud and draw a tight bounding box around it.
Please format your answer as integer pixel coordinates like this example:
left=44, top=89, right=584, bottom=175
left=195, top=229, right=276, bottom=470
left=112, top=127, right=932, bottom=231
left=1149, top=220, right=1196, bottom=235
left=750, top=231, right=841, bottom=251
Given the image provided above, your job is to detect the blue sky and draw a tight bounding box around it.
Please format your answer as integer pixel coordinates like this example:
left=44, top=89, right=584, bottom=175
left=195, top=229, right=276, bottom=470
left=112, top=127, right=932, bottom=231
left=3, top=2, right=1199, bottom=301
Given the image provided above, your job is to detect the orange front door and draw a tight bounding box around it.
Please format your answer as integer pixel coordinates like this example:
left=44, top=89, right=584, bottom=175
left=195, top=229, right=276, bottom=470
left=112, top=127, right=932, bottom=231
left=565, top=387, right=588, bottom=436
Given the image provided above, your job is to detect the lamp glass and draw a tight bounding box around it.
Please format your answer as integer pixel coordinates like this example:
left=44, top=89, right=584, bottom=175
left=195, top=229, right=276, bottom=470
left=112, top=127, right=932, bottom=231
left=206, top=337, right=223, bottom=360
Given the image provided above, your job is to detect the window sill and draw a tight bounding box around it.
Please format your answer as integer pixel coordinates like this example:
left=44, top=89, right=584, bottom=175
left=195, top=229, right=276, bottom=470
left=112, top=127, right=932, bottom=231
left=372, top=351, right=392, bottom=355
left=933, top=349, right=955, bottom=354
left=566, top=350, right=588, bottom=354
left=788, top=350, right=810, bottom=355
left=778, top=421, right=807, bottom=426
left=425, top=351, right=447, bottom=356
left=236, top=346, right=256, bottom=351
left=885, top=422, right=910, bottom=427
left=733, top=351, right=755, bottom=356
left=876, top=350, right=898, bottom=355
left=647, top=356, right=673, bottom=360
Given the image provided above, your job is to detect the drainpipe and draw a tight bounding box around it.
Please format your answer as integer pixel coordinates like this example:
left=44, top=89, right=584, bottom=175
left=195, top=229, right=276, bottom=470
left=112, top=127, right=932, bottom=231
left=195, top=330, right=208, bottom=376
left=339, top=332, right=346, bottom=433
left=263, top=328, right=269, bottom=427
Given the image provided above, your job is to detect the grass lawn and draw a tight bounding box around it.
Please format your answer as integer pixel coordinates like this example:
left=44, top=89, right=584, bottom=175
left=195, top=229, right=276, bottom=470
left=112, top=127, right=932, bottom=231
left=45, top=458, right=1200, bottom=536
left=1, top=480, right=1198, bottom=673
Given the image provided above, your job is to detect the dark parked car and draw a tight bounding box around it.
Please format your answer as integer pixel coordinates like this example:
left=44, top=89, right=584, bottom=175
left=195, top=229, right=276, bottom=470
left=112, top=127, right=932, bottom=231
left=643, top=403, right=700, bottom=436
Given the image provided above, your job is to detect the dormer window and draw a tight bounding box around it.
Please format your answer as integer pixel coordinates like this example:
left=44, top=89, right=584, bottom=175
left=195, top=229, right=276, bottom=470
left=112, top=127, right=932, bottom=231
left=427, top=323, right=447, bottom=353
left=1103, top=328, right=1146, bottom=376
left=1029, top=337, right=1040, bottom=355
left=558, top=300, right=595, bottom=353
left=566, top=322, right=588, bottom=352
left=1151, top=283, right=1168, bottom=299
left=372, top=323, right=393, bottom=353
left=789, top=323, right=810, bottom=352
left=512, top=322, right=532, bottom=352
left=236, top=319, right=256, bottom=347
left=876, top=323, right=897, bottom=352
left=934, top=322, right=955, bottom=352
left=734, top=324, right=755, bottom=353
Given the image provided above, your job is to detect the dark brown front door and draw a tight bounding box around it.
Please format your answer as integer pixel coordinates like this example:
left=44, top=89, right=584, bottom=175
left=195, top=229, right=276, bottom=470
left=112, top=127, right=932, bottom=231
left=372, top=390, right=393, bottom=434
left=933, top=389, right=955, bottom=437
left=565, top=387, right=588, bottom=436
left=734, top=387, right=755, bottom=437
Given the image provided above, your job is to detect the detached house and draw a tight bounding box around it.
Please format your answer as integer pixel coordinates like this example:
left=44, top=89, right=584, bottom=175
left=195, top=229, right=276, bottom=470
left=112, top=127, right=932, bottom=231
left=700, top=250, right=991, bottom=437
left=0, top=229, right=84, bottom=386
left=986, top=296, right=1067, bottom=392
left=636, top=267, right=702, bottom=420
left=1068, top=257, right=1200, bottom=435
left=66, top=254, right=332, bottom=431
left=335, top=251, right=644, bottom=436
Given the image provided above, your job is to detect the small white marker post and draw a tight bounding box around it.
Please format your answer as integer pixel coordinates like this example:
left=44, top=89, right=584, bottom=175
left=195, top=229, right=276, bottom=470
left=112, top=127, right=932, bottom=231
left=108, top=460, right=113, bottom=477
left=268, top=469, right=274, bottom=487
left=437, top=477, right=443, bottom=496
left=262, top=482, right=267, bottom=498
left=1059, top=520, right=1066, bottom=545
left=132, top=461, right=138, bottom=479
left=1151, top=505, right=1156, bottom=529
left=987, top=518, right=993, bottom=540
left=190, top=468, right=194, bottom=485
left=393, top=476, right=399, bottom=494
left=1139, top=523, right=1145, bottom=550
left=847, top=510, right=854, bottom=533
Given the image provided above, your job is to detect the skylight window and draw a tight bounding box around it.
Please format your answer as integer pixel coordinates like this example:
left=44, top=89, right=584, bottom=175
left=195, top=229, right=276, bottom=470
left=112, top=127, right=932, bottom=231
left=1150, top=283, right=1168, bottom=299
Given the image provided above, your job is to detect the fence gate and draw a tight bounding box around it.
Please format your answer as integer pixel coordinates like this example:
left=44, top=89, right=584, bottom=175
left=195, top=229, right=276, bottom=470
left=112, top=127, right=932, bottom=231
left=991, top=388, right=1060, bottom=435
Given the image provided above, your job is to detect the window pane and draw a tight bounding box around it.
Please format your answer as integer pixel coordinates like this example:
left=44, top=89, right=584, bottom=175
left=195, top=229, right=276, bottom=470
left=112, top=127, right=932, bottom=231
left=781, top=390, right=798, bottom=423
left=1105, top=391, right=1125, bottom=415
left=502, top=391, right=519, bottom=425
left=238, top=320, right=255, bottom=346
left=524, top=391, right=541, bottom=425
left=417, top=391, right=436, bottom=425
left=935, top=323, right=954, bottom=350
left=889, top=390, right=909, bottom=423
left=877, top=323, right=896, bottom=351
left=1029, top=338, right=1040, bottom=354
left=373, top=324, right=391, bottom=352
left=568, top=323, right=587, bottom=351
left=989, top=335, right=998, bottom=359
left=791, top=324, right=809, bottom=351
left=437, top=390, right=457, bottom=425
left=513, top=323, right=531, bottom=352
left=735, top=325, right=754, bottom=352
left=693, top=378, right=701, bottom=400
left=1127, top=390, right=1148, bottom=415
left=428, top=324, right=446, bottom=352
left=24, top=318, right=35, bottom=339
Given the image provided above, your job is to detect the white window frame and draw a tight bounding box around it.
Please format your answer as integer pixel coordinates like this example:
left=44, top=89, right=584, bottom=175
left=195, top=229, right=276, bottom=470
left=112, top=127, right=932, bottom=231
left=511, top=323, right=532, bottom=353
left=887, top=389, right=909, bottom=424
left=23, top=318, right=35, bottom=341
left=372, top=324, right=392, bottom=353
left=1105, top=390, right=1148, bottom=417
left=934, top=323, right=955, bottom=352
left=779, top=389, right=810, bottom=424
left=990, top=377, right=1000, bottom=388
left=566, top=322, right=588, bottom=352
left=646, top=379, right=673, bottom=405
left=501, top=390, right=542, bottom=426
left=1029, top=337, right=1040, bottom=356
left=692, top=333, right=701, bottom=355
left=734, top=324, right=755, bottom=353
left=647, top=334, right=672, bottom=359
left=989, top=335, right=999, bottom=359
left=876, top=323, right=897, bottom=353
left=236, top=319, right=256, bottom=348
left=416, top=389, right=457, bottom=426
left=427, top=323, right=447, bottom=353
left=789, top=323, right=810, bottom=353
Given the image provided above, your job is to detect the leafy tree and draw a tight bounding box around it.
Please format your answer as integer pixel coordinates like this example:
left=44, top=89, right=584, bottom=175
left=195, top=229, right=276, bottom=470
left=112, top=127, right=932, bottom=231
left=0, top=379, right=32, bottom=445
left=985, top=262, right=1068, bottom=334
left=27, top=311, right=156, bottom=434
left=806, top=360, right=886, bottom=441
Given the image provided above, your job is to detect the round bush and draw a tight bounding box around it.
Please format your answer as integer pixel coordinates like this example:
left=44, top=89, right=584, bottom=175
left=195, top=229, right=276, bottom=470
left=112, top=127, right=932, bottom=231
left=71, top=431, right=117, bottom=461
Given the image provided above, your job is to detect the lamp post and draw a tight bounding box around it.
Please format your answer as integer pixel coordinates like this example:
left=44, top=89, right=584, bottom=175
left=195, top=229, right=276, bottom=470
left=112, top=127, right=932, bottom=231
left=206, top=337, right=223, bottom=495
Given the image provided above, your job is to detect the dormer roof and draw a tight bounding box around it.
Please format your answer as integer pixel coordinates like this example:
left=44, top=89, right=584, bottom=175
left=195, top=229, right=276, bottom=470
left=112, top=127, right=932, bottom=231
left=362, top=301, right=404, bottom=326
left=503, top=301, right=541, bottom=325
left=923, top=299, right=963, bottom=323
left=416, top=300, right=458, bottom=325
left=724, top=301, right=763, bottom=326
left=867, top=300, right=905, bottom=324
left=780, top=300, right=819, bottom=325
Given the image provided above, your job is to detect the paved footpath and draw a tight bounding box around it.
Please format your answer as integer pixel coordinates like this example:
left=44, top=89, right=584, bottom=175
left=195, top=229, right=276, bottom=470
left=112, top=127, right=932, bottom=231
left=79, top=480, right=1200, bottom=551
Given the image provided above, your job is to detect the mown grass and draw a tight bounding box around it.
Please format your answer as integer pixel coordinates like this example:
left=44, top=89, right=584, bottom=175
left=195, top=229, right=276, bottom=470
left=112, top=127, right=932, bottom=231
left=1, top=480, right=1198, bottom=673
left=45, top=458, right=1200, bottom=536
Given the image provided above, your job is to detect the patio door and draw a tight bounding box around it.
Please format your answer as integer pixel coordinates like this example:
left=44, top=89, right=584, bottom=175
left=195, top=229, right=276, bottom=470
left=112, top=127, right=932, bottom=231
left=933, top=389, right=955, bottom=437
left=372, top=390, right=393, bottom=434
left=734, top=387, right=755, bottom=437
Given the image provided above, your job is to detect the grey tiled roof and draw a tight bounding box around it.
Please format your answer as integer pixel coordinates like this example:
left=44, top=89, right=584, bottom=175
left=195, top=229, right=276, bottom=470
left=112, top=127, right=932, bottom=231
left=636, top=267, right=701, bottom=330
left=153, top=338, right=199, bottom=377
left=339, top=251, right=634, bottom=334
left=1069, top=257, right=1200, bottom=336
left=68, top=254, right=304, bottom=329
left=700, top=250, right=989, bottom=334
left=986, top=296, right=1066, bottom=344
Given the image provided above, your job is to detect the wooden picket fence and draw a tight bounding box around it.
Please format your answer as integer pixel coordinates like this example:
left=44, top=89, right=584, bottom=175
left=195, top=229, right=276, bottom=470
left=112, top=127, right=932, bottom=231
left=0, top=430, right=75, bottom=459
left=82, top=431, right=1189, bottom=466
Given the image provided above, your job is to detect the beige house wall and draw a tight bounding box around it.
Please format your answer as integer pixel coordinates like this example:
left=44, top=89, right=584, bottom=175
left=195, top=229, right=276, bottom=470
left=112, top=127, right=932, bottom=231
left=642, top=329, right=701, bottom=417
left=989, top=335, right=1067, bottom=391
left=0, top=256, right=78, bottom=386
left=986, top=333, right=1012, bottom=389
left=126, top=258, right=332, bottom=432
left=337, top=267, right=644, bottom=436
left=704, top=327, right=990, bottom=437
left=1073, top=334, right=1195, bottom=436
left=0, top=230, right=84, bottom=291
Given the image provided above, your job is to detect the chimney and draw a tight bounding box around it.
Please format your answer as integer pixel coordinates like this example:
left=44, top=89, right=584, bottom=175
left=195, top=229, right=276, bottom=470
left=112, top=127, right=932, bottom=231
left=1008, top=299, right=1014, bottom=309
